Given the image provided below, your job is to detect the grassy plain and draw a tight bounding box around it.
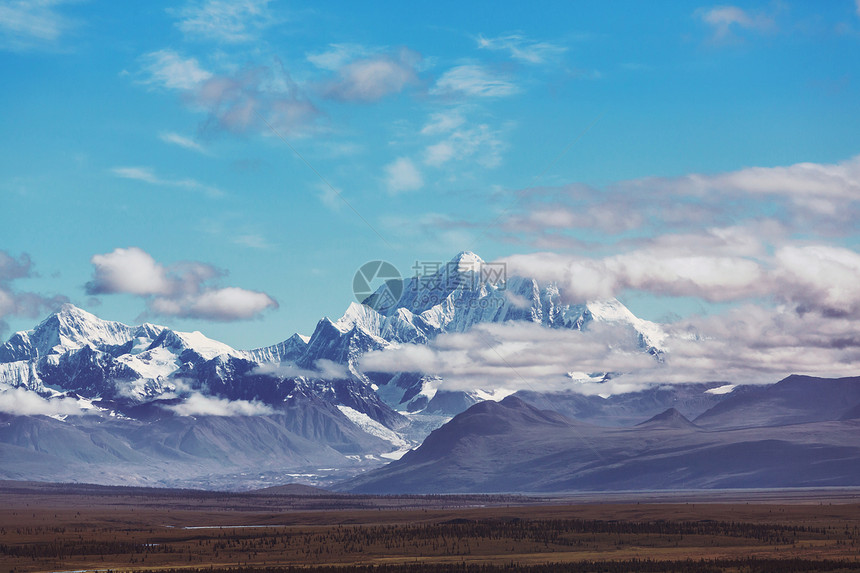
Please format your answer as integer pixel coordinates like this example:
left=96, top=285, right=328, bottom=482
left=1, top=482, right=859, bottom=572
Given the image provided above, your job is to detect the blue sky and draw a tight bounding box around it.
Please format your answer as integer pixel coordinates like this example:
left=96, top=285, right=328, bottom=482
left=2, top=0, right=860, bottom=358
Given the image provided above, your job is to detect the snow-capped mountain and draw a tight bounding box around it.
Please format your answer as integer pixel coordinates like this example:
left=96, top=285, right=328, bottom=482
left=0, top=252, right=668, bottom=423
left=0, top=306, right=410, bottom=488
left=306, top=251, right=666, bottom=414
left=0, top=304, right=162, bottom=363
left=357, top=251, right=664, bottom=351
left=0, top=251, right=693, bottom=489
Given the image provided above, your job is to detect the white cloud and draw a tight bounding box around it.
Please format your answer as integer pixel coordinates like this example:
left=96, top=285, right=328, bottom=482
left=697, top=5, right=775, bottom=42
left=420, top=110, right=466, bottom=136
left=159, top=132, right=207, bottom=154
left=422, top=121, right=505, bottom=169
left=656, top=304, right=860, bottom=385
left=152, top=286, right=278, bottom=322
left=0, top=388, right=84, bottom=416
left=0, top=0, right=76, bottom=51
left=322, top=49, right=421, bottom=102
left=772, top=245, right=860, bottom=317
left=316, top=181, right=344, bottom=212
left=232, top=233, right=271, bottom=249
left=360, top=321, right=658, bottom=395
left=255, top=359, right=349, bottom=380
left=463, top=154, right=860, bottom=246
left=692, top=155, right=860, bottom=209
left=140, top=49, right=212, bottom=90
left=174, top=0, right=275, bottom=43
left=424, top=142, right=455, bottom=166
left=165, top=393, right=274, bottom=416
left=360, top=300, right=860, bottom=395
left=86, top=247, right=278, bottom=321
left=477, top=34, right=566, bottom=64
left=111, top=166, right=224, bottom=198
left=307, top=43, right=372, bottom=71
left=384, top=157, right=423, bottom=194
left=499, top=238, right=860, bottom=324
left=86, top=247, right=172, bottom=296
left=432, top=65, right=519, bottom=98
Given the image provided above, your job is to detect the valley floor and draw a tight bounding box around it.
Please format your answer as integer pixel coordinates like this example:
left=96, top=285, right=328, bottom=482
left=1, top=482, right=859, bottom=573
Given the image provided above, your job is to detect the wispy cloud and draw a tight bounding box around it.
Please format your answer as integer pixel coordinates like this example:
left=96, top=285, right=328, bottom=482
left=696, top=5, right=775, bottom=43
left=85, top=247, right=278, bottom=321
left=111, top=166, right=224, bottom=198
left=383, top=157, right=423, bottom=194
left=421, top=111, right=506, bottom=169
left=165, top=393, right=274, bottom=416
left=321, top=49, right=422, bottom=102
left=307, top=43, right=372, bottom=71
left=431, top=64, right=519, bottom=98
left=139, top=49, right=320, bottom=137
left=255, top=359, right=349, bottom=380
left=0, top=0, right=78, bottom=51
left=159, top=132, right=208, bottom=154
left=232, top=233, right=272, bottom=249
left=140, top=49, right=212, bottom=90
left=420, top=109, right=467, bottom=136
left=456, top=154, right=860, bottom=248
left=477, top=34, right=566, bottom=64
left=173, top=0, right=276, bottom=43
left=316, top=181, right=345, bottom=212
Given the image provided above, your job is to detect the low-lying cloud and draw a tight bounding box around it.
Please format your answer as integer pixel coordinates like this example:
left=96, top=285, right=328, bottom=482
left=164, top=393, right=274, bottom=416
left=0, top=388, right=85, bottom=417
left=360, top=301, right=860, bottom=397
left=254, top=359, right=349, bottom=380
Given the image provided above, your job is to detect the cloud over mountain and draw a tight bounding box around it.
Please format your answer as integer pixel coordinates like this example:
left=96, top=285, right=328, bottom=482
left=86, top=247, right=277, bottom=321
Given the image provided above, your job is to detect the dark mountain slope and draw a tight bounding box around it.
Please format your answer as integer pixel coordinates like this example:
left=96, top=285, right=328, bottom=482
left=341, top=395, right=860, bottom=494
left=694, top=375, right=860, bottom=429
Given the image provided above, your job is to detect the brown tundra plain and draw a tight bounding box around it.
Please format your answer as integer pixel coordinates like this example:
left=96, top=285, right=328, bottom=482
left=1, top=483, right=860, bottom=573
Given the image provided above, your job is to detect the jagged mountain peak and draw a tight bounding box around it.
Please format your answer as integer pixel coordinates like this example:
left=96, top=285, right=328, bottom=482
left=246, top=333, right=310, bottom=364
left=147, top=328, right=239, bottom=361
left=449, top=251, right=485, bottom=272
left=42, top=303, right=108, bottom=328
left=1, top=304, right=147, bottom=362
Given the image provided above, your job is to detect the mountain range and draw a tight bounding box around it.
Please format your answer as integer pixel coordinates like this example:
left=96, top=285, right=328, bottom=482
left=1, top=251, right=858, bottom=491
left=343, top=380, right=860, bottom=493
